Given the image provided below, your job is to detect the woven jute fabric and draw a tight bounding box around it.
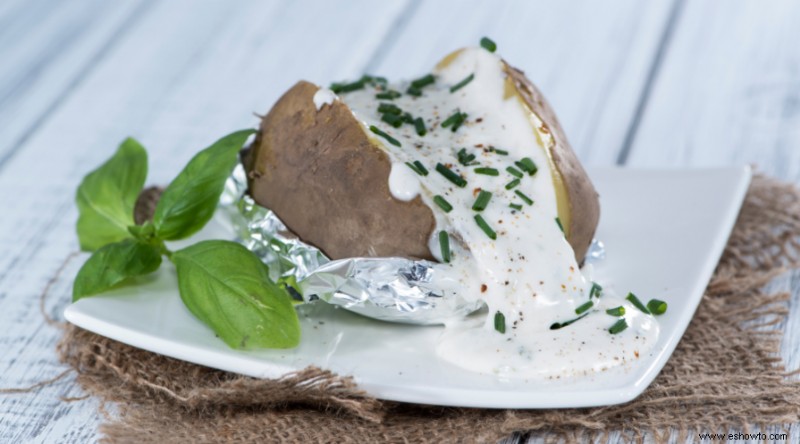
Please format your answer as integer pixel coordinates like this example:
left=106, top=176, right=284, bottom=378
left=57, top=175, right=800, bottom=443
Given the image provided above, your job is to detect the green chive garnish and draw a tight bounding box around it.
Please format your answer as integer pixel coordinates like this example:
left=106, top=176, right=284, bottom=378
left=555, top=217, right=564, bottom=233
left=441, top=110, right=468, bottom=132
left=474, top=214, right=497, bottom=239
left=515, top=157, right=538, bottom=176
left=450, top=73, right=474, bottom=93
left=433, top=195, right=453, bottom=213
left=369, top=125, right=400, bottom=147
left=378, top=103, right=402, bottom=115
left=590, top=282, right=603, bottom=298
left=480, top=37, right=497, bottom=53
left=514, top=190, right=533, bottom=206
left=550, top=313, right=589, bottom=330
left=406, top=86, right=422, bottom=96
left=375, top=90, right=401, bottom=100
left=412, top=161, right=427, bottom=176
left=506, top=166, right=523, bottom=178
left=626, top=292, right=651, bottom=315
left=509, top=203, right=523, bottom=211
left=457, top=148, right=477, bottom=166
left=472, top=190, right=492, bottom=212
left=411, top=74, right=435, bottom=89
left=438, top=231, right=451, bottom=263
left=381, top=113, right=404, bottom=128
left=606, top=306, right=625, bottom=316
left=474, top=167, right=499, bottom=176
left=647, top=299, right=668, bottom=315
left=609, top=318, right=628, bottom=334
left=489, top=146, right=509, bottom=155
left=330, top=79, right=365, bottom=93
left=401, top=112, right=415, bottom=124
left=505, top=179, right=520, bottom=190
left=414, top=117, right=427, bottom=136
left=575, top=300, right=594, bottom=315
left=435, top=163, right=467, bottom=187
left=405, top=161, right=428, bottom=176
left=494, top=311, right=506, bottom=334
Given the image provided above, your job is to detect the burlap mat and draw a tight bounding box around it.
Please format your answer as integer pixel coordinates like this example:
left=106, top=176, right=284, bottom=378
left=55, top=175, right=800, bottom=443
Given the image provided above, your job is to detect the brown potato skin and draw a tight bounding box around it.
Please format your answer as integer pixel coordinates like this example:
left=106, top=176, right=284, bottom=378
left=504, top=64, right=600, bottom=263
left=245, top=81, right=437, bottom=261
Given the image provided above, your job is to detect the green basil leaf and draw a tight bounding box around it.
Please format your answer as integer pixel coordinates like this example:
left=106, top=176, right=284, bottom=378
left=72, top=238, right=162, bottom=301
left=76, top=138, right=148, bottom=251
left=152, top=130, right=255, bottom=240
left=172, top=240, right=300, bottom=349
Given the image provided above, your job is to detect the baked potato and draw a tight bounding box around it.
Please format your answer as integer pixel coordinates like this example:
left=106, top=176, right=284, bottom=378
left=244, top=47, right=599, bottom=264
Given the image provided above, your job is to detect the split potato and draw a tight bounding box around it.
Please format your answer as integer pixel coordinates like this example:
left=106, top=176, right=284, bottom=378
left=244, top=50, right=599, bottom=263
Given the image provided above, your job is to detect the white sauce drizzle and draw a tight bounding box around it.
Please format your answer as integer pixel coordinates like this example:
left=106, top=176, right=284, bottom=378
left=388, top=162, right=421, bottom=201
left=313, top=87, right=337, bottom=110
left=320, top=47, right=659, bottom=379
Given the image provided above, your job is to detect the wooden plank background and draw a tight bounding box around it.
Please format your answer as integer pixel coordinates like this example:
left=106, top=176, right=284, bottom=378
left=0, top=0, right=798, bottom=442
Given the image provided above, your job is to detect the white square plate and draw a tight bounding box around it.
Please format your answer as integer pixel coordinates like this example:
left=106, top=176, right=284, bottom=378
left=65, top=167, right=751, bottom=409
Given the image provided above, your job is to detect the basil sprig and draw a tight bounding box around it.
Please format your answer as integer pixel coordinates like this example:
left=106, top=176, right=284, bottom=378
left=72, top=130, right=301, bottom=349
left=76, top=138, right=148, bottom=251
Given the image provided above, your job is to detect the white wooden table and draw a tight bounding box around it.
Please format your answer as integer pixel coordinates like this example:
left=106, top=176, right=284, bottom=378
left=1, top=1, right=799, bottom=442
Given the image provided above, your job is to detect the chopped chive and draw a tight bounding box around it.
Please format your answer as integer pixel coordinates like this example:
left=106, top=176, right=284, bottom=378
left=575, top=300, right=594, bottom=315
left=472, top=190, right=493, bottom=212
left=555, top=217, right=564, bottom=233
left=550, top=313, right=589, bottom=330
left=480, top=36, right=497, bottom=53
left=626, top=292, right=651, bottom=315
left=494, top=311, right=506, bottom=334
left=606, top=306, right=626, bottom=316
left=505, top=178, right=520, bottom=190
left=435, top=163, right=467, bottom=187
left=514, top=190, right=533, bottom=206
left=330, top=79, right=365, bottom=93
left=506, top=166, right=523, bottom=178
left=489, top=146, right=509, bottom=155
left=433, top=195, right=453, bottom=213
left=509, top=203, right=523, bottom=211
left=414, top=117, right=427, bottom=136
left=381, top=113, right=404, bottom=128
left=441, top=110, right=468, bottom=132
left=405, top=162, right=422, bottom=176
left=369, top=125, right=400, bottom=147
left=609, top=318, right=628, bottom=334
left=375, top=90, right=401, bottom=100
left=647, top=299, right=668, bottom=315
left=412, top=160, right=428, bottom=176
left=438, top=231, right=451, bottom=263
left=377, top=103, right=402, bottom=115
left=450, top=73, right=475, bottom=93
left=457, top=148, right=477, bottom=166
left=515, top=157, right=538, bottom=176
left=405, top=161, right=428, bottom=176
left=474, top=214, right=497, bottom=240
left=590, top=282, right=603, bottom=298
left=406, top=86, right=422, bottom=96
left=474, top=167, right=499, bottom=176
left=411, top=74, right=435, bottom=89
left=401, top=112, right=415, bottom=124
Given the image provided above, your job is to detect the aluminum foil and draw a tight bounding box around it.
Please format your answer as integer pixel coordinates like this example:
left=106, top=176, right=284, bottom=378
left=220, top=165, right=483, bottom=325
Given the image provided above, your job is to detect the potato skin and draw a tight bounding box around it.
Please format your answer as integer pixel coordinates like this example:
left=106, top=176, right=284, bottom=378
left=504, top=64, right=600, bottom=263
left=245, top=81, right=437, bottom=261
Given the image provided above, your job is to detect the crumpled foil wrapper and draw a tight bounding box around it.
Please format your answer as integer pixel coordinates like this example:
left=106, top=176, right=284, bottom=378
left=219, top=165, right=483, bottom=325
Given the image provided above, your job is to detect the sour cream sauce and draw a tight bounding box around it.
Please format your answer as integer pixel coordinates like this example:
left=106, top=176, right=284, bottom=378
left=327, top=48, right=658, bottom=379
